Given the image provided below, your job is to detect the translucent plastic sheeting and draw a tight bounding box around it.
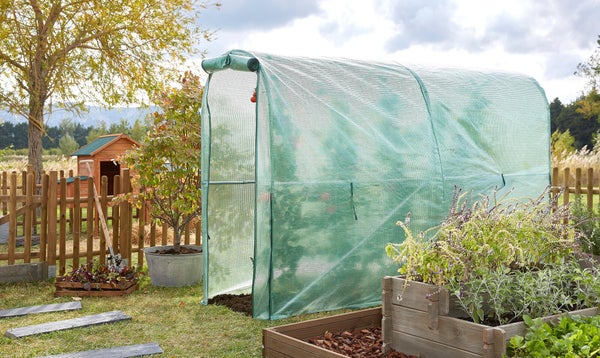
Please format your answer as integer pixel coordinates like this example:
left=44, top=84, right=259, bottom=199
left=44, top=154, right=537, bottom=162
left=201, top=50, right=550, bottom=319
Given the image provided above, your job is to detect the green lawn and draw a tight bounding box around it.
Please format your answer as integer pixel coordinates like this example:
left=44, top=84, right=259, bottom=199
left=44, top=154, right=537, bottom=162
left=0, top=275, right=352, bottom=357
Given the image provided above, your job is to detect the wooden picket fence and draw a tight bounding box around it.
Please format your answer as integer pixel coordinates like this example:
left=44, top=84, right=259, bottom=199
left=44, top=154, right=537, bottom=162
left=0, top=169, right=200, bottom=276
left=551, top=167, right=600, bottom=210
left=0, top=166, right=596, bottom=277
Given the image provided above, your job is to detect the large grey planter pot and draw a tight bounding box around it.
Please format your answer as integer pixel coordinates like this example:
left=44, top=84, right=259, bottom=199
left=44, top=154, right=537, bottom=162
left=143, top=245, right=203, bottom=287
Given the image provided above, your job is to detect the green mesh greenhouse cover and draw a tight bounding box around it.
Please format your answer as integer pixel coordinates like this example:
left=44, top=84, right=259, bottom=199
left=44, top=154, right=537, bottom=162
left=200, top=50, right=550, bottom=319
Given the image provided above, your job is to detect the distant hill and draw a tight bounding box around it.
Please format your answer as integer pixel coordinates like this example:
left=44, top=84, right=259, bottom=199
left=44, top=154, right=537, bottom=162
left=0, top=106, right=154, bottom=128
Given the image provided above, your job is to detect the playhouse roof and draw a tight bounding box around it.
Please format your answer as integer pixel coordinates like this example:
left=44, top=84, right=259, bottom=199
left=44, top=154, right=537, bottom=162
left=72, top=134, right=139, bottom=157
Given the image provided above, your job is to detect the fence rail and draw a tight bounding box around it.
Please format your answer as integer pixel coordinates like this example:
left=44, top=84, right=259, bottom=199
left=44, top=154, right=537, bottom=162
left=0, top=169, right=200, bottom=276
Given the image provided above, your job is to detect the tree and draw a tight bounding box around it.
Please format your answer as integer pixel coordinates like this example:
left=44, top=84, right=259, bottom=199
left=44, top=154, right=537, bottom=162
left=0, top=0, right=218, bottom=177
left=551, top=129, right=575, bottom=159
left=553, top=100, right=600, bottom=150
left=549, top=97, right=564, bottom=133
left=577, top=35, right=600, bottom=90
left=129, top=119, right=148, bottom=142
left=58, top=133, right=78, bottom=155
left=119, top=72, right=202, bottom=254
left=576, top=88, right=600, bottom=121
left=86, top=122, right=108, bottom=144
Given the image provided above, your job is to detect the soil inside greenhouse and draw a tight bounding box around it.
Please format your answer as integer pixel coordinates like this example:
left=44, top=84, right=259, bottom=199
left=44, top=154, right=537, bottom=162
left=207, top=294, right=415, bottom=358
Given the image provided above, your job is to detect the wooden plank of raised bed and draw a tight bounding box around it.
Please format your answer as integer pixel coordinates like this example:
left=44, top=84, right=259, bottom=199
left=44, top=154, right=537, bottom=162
left=0, top=302, right=82, bottom=318
left=38, top=342, right=163, bottom=358
left=263, top=308, right=381, bottom=358
left=391, top=305, right=486, bottom=355
left=4, top=310, right=131, bottom=338
left=386, top=276, right=451, bottom=315
left=388, top=330, right=481, bottom=358
left=267, top=307, right=381, bottom=340
left=263, top=330, right=346, bottom=358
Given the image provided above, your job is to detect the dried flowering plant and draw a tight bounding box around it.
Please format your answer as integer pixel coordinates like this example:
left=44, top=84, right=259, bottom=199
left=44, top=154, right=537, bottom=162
left=386, top=187, right=579, bottom=286
left=385, top=187, right=599, bottom=325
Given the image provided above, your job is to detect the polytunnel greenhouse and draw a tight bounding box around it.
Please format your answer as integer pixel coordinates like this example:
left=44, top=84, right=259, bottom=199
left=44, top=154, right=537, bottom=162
left=200, top=50, right=550, bottom=319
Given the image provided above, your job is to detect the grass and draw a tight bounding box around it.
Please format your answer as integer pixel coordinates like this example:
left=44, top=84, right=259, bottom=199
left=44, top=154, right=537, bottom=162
left=0, top=275, right=352, bottom=357
left=0, top=233, right=354, bottom=355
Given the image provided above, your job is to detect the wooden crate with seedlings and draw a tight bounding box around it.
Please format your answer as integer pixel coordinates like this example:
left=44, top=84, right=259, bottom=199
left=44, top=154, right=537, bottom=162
left=382, top=276, right=599, bottom=358
left=262, top=307, right=382, bottom=358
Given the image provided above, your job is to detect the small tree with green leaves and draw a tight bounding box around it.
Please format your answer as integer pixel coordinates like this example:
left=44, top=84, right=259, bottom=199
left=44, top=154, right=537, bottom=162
left=119, top=72, right=202, bottom=254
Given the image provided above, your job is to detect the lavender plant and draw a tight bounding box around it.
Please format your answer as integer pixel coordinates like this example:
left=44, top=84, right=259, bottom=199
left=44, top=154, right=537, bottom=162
left=386, top=187, right=593, bottom=325
left=448, top=260, right=600, bottom=324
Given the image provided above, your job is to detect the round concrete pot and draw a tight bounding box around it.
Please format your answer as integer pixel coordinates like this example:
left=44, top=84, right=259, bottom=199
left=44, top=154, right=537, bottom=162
left=143, top=245, right=203, bottom=287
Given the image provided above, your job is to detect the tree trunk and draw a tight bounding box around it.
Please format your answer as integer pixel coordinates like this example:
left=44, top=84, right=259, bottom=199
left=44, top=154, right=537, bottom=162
left=173, top=226, right=181, bottom=253
left=28, top=25, right=49, bottom=182
left=27, top=100, right=45, bottom=182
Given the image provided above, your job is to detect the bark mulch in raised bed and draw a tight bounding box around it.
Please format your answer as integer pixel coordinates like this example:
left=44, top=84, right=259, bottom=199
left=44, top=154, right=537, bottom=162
left=308, top=326, right=416, bottom=358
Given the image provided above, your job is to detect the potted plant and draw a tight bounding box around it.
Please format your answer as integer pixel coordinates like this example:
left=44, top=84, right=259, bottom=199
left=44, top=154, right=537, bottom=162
left=383, top=188, right=600, bottom=357
left=118, top=72, right=203, bottom=287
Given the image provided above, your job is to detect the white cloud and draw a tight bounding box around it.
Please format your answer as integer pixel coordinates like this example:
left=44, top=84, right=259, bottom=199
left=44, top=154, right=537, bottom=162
left=199, top=0, right=599, bottom=103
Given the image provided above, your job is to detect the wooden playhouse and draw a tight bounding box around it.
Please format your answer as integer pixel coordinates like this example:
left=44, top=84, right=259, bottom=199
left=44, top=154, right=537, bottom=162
left=71, top=134, right=140, bottom=195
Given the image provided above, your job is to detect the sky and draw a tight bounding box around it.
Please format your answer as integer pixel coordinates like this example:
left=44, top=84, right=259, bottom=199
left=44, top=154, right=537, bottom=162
left=195, top=0, right=600, bottom=104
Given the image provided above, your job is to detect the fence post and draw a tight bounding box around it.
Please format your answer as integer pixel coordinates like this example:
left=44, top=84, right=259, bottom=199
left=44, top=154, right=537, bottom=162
left=72, top=177, right=81, bottom=268
left=587, top=168, right=594, bottom=212
left=39, top=173, right=48, bottom=263
left=119, top=169, right=132, bottom=264
left=100, top=175, right=108, bottom=266
left=8, top=172, right=17, bottom=265
left=23, top=172, right=34, bottom=263
left=575, top=168, right=582, bottom=197
left=137, top=187, right=147, bottom=269
left=195, top=220, right=201, bottom=246
left=1, top=171, right=7, bottom=215
left=112, top=175, right=120, bottom=255
left=47, top=172, right=58, bottom=276
left=59, top=173, right=67, bottom=275
left=86, top=177, right=95, bottom=263
left=563, top=168, right=570, bottom=207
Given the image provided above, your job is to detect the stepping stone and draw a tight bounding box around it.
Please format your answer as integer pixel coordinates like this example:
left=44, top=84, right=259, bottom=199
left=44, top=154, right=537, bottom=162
left=5, top=310, right=131, bottom=338
left=38, top=342, right=164, bottom=357
left=0, top=302, right=82, bottom=319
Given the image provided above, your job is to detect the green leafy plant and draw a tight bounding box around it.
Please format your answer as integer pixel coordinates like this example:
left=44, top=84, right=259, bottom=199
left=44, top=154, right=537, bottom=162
left=506, top=314, right=600, bottom=357
left=118, top=71, right=202, bottom=254
left=56, top=260, right=138, bottom=289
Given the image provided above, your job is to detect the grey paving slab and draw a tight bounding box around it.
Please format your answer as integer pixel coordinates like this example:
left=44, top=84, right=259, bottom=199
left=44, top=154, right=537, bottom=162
left=37, top=342, right=163, bottom=357
left=5, top=310, right=131, bottom=338
left=0, top=302, right=82, bottom=318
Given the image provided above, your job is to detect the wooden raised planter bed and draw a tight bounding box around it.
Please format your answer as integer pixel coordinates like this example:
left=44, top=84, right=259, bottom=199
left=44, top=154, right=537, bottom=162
left=262, top=307, right=382, bottom=357
left=382, top=276, right=599, bottom=358
left=54, top=279, right=138, bottom=297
